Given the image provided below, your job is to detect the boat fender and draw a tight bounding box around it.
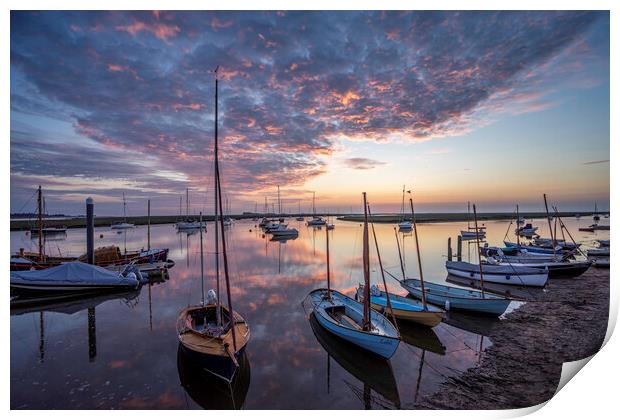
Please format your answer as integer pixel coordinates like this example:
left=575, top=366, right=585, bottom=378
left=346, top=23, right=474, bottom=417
left=445, top=301, right=451, bottom=311
left=506, top=275, right=510, bottom=280
left=469, top=272, right=474, bottom=277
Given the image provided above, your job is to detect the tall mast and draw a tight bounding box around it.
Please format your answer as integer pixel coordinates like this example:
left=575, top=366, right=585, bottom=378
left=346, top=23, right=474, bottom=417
left=325, top=225, right=331, bottom=300
left=467, top=201, right=471, bottom=230
left=516, top=204, right=520, bottom=246
left=186, top=188, right=189, bottom=218
left=213, top=66, right=237, bottom=350
left=543, top=194, right=556, bottom=259
left=213, top=72, right=221, bottom=326
left=179, top=195, right=182, bottom=218
left=313, top=192, right=316, bottom=216
left=409, top=196, right=428, bottom=308
left=472, top=204, right=486, bottom=298
left=401, top=185, right=405, bottom=222
left=199, top=212, right=205, bottom=305
left=122, top=192, right=127, bottom=222
left=37, top=185, right=43, bottom=260
left=362, top=192, right=371, bottom=331
left=277, top=185, right=281, bottom=215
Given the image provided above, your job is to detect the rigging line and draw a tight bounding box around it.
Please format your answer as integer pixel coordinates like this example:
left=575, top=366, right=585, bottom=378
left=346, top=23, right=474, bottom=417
left=434, top=324, right=483, bottom=354
left=402, top=343, right=451, bottom=382
left=14, top=188, right=38, bottom=215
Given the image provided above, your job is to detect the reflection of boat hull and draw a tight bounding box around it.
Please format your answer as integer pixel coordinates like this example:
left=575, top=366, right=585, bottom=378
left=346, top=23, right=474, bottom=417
left=442, top=310, right=498, bottom=338
left=309, top=313, right=401, bottom=407
left=11, top=288, right=142, bottom=315
left=398, top=321, right=446, bottom=355
left=177, top=344, right=251, bottom=409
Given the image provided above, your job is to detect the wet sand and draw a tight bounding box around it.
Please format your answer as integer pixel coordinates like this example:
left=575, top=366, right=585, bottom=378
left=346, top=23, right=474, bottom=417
left=416, top=267, right=609, bottom=409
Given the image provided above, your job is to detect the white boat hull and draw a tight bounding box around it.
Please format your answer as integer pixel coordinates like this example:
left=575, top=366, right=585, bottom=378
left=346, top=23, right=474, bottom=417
left=446, top=265, right=548, bottom=287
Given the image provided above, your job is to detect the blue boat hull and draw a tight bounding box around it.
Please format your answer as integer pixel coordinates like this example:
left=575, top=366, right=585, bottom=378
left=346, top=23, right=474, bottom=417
left=400, top=280, right=511, bottom=317
left=314, top=309, right=400, bottom=359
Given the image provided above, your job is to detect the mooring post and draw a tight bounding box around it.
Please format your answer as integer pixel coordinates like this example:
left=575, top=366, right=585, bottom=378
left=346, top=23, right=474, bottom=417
left=457, top=235, right=463, bottom=262
left=86, top=197, right=94, bottom=264
left=447, top=237, right=453, bottom=261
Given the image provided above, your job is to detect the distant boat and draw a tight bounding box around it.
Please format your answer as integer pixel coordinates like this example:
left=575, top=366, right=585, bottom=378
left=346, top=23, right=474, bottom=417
left=483, top=257, right=590, bottom=279
left=30, top=226, right=67, bottom=236
left=460, top=201, right=486, bottom=239
left=111, top=193, right=135, bottom=230
left=223, top=217, right=233, bottom=227
left=307, top=192, right=326, bottom=226
left=593, top=203, right=600, bottom=222
left=515, top=223, right=538, bottom=237
left=356, top=285, right=443, bottom=327
left=10, top=261, right=140, bottom=294
left=268, top=224, right=299, bottom=238
left=446, top=260, right=549, bottom=287
left=397, top=185, right=412, bottom=231
left=306, top=192, right=400, bottom=359
left=176, top=188, right=205, bottom=231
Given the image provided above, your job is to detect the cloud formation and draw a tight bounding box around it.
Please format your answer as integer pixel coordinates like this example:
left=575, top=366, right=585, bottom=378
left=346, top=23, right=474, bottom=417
left=343, top=158, right=387, bottom=170
left=10, top=11, right=608, bottom=214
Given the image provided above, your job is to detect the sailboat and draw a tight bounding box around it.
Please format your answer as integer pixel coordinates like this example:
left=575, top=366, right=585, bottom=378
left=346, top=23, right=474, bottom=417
left=307, top=192, right=327, bottom=226
left=397, top=185, right=412, bottom=231
left=110, top=193, right=135, bottom=229
left=593, top=203, right=600, bottom=222
left=357, top=197, right=444, bottom=327
left=306, top=192, right=400, bottom=359
left=460, top=201, right=485, bottom=240
left=177, top=68, right=250, bottom=381
left=176, top=188, right=205, bottom=230
left=28, top=188, right=67, bottom=236
left=296, top=200, right=305, bottom=221
left=399, top=201, right=511, bottom=316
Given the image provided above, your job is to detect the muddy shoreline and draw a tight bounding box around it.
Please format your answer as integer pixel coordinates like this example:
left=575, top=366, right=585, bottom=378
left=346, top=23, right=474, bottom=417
left=415, top=267, right=609, bottom=409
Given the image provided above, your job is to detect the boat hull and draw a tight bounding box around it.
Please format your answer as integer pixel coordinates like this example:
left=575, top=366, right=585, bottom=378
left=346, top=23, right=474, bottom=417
left=308, top=289, right=400, bottom=359
left=400, top=279, right=511, bottom=316
left=446, top=261, right=548, bottom=287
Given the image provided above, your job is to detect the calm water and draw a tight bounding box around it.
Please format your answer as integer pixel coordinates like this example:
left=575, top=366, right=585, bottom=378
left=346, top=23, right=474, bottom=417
left=10, top=216, right=609, bottom=409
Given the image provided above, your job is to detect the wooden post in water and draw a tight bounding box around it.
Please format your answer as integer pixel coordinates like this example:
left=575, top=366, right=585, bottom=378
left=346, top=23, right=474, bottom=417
left=86, top=197, right=94, bottom=265
left=88, top=307, right=96, bottom=362
left=472, top=204, right=485, bottom=298
left=447, top=237, right=453, bottom=261
left=199, top=212, right=205, bottom=305
left=457, top=235, right=463, bottom=262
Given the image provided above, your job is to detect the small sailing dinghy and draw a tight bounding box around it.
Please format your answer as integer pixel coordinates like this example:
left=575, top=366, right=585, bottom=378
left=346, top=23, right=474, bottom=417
left=362, top=195, right=444, bottom=327
left=397, top=185, right=413, bottom=231
left=10, top=261, right=140, bottom=294
left=307, top=192, right=327, bottom=226
left=400, top=200, right=510, bottom=316
left=177, top=70, right=250, bottom=381
left=485, top=258, right=591, bottom=278
left=460, top=202, right=486, bottom=239
left=357, top=285, right=443, bottom=327
left=446, top=260, right=549, bottom=287
left=268, top=224, right=299, bottom=238
left=306, top=192, right=400, bottom=359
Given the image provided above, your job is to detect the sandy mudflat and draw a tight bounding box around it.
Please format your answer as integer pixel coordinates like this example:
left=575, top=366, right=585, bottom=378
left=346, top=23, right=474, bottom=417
left=416, top=266, right=610, bottom=409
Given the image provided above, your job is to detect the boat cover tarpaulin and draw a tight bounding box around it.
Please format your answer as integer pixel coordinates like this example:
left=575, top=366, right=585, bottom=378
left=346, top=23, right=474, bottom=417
left=11, top=261, right=139, bottom=288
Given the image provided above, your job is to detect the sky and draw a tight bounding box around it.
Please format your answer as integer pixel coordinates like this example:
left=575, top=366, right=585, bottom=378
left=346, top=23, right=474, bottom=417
left=10, top=11, right=610, bottom=216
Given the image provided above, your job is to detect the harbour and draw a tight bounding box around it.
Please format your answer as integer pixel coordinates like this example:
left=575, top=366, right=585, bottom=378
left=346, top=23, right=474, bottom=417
left=10, top=215, right=609, bottom=409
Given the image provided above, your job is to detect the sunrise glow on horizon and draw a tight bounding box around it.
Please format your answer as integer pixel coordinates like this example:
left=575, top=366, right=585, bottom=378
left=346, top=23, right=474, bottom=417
left=10, top=11, right=610, bottom=216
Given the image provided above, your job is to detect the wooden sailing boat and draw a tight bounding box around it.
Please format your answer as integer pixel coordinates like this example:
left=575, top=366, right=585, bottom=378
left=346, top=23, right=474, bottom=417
left=306, top=192, right=400, bottom=359
left=110, top=193, right=135, bottom=229
left=399, top=199, right=511, bottom=317
left=177, top=68, right=250, bottom=381
left=358, top=199, right=443, bottom=327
